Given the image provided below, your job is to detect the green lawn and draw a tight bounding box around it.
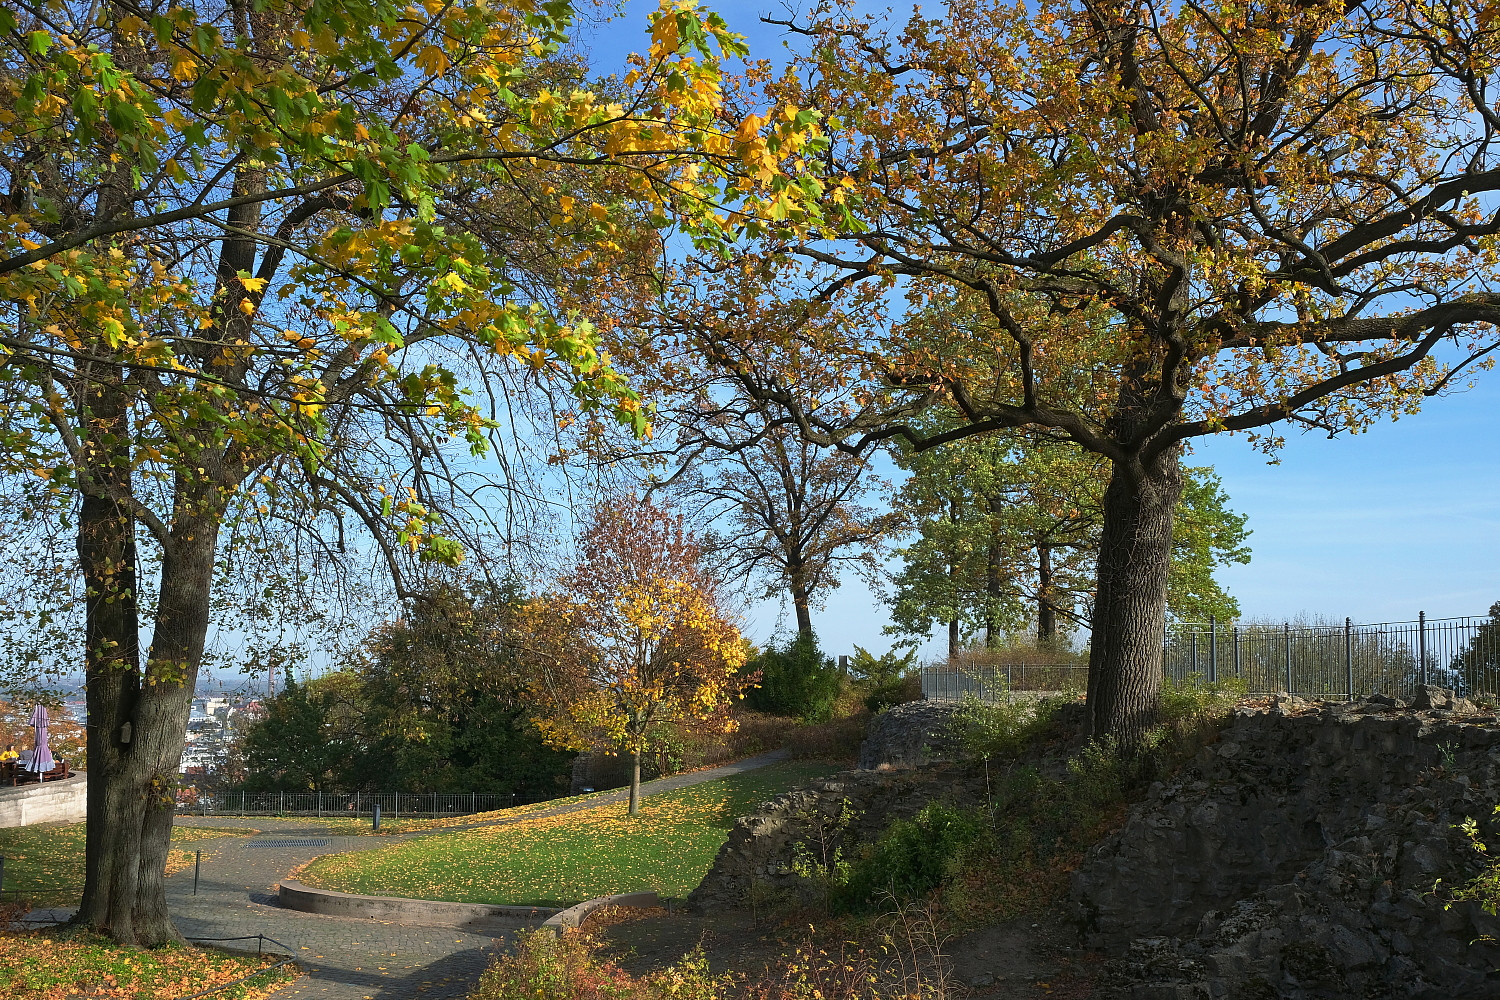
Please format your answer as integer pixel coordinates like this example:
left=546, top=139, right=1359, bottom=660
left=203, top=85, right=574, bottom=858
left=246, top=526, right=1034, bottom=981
left=299, top=759, right=837, bottom=907
left=0, top=823, right=247, bottom=907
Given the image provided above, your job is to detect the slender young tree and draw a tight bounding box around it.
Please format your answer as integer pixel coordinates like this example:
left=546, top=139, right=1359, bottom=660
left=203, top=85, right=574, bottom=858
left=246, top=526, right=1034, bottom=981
left=526, top=495, right=751, bottom=814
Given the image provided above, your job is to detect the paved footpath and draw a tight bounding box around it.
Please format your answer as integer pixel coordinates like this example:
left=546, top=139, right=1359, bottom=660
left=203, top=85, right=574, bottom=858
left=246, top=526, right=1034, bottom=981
left=30, top=751, right=789, bottom=1000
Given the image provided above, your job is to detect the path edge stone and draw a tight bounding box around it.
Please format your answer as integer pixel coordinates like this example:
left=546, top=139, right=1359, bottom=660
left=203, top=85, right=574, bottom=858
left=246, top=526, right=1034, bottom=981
left=277, top=878, right=559, bottom=931
left=539, top=891, right=660, bottom=935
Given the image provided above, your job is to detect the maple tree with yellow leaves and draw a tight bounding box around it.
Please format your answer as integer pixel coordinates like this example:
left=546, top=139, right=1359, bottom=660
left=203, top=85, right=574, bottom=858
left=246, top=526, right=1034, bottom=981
left=525, top=494, right=752, bottom=814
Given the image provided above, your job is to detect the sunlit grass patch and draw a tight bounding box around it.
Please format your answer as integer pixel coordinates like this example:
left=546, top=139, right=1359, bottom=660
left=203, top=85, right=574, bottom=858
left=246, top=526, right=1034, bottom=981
left=299, top=759, right=838, bottom=906
left=0, top=824, right=249, bottom=908
left=0, top=925, right=297, bottom=999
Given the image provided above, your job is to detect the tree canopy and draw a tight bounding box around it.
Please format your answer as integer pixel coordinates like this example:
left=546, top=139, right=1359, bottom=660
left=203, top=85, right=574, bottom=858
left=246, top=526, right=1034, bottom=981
left=663, top=0, right=1500, bottom=744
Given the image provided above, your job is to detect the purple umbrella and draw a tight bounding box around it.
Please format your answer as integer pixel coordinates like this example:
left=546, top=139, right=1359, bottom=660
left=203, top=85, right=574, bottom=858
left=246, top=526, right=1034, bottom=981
left=27, top=704, right=55, bottom=776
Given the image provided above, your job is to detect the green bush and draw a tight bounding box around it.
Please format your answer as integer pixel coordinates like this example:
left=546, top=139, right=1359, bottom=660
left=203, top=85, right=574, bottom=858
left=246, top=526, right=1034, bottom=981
left=835, top=801, right=987, bottom=912
left=745, top=632, right=844, bottom=722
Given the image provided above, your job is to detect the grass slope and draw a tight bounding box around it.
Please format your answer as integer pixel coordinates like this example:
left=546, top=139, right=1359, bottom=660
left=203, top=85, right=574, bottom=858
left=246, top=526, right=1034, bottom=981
left=0, top=824, right=248, bottom=907
left=300, top=759, right=838, bottom=907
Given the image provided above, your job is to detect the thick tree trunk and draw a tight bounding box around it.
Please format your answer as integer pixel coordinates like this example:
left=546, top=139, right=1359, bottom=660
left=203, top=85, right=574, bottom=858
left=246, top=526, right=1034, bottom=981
left=1085, top=450, right=1183, bottom=748
left=948, top=618, right=960, bottom=658
left=628, top=749, right=641, bottom=815
left=77, top=480, right=223, bottom=945
left=1037, top=544, right=1057, bottom=644
left=76, top=375, right=145, bottom=942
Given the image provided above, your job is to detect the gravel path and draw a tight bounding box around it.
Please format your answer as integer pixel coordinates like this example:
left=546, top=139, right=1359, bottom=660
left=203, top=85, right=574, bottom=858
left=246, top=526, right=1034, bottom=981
left=25, top=751, right=792, bottom=1000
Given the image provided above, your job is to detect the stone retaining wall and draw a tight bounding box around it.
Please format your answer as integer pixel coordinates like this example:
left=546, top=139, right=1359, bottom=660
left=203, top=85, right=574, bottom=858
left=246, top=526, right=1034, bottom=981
left=0, top=773, right=86, bottom=828
left=689, top=763, right=988, bottom=910
left=277, top=878, right=557, bottom=931
left=1072, top=690, right=1500, bottom=999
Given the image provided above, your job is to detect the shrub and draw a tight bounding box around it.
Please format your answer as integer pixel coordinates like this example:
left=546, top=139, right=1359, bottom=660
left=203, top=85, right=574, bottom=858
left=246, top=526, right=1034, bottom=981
left=944, top=689, right=1074, bottom=761
left=863, top=674, right=922, bottom=715
left=785, top=711, right=870, bottom=762
left=836, top=801, right=987, bottom=912
left=745, top=633, right=844, bottom=723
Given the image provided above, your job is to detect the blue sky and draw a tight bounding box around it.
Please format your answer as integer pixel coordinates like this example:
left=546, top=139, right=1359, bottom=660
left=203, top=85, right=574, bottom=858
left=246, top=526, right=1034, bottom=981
left=569, top=2, right=1500, bottom=660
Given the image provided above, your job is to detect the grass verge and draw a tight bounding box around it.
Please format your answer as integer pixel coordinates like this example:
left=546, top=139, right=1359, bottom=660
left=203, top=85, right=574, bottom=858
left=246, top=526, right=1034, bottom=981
left=300, top=759, right=839, bottom=906
left=0, top=924, right=297, bottom=1000
left=0, top=824, right=250, bottom=908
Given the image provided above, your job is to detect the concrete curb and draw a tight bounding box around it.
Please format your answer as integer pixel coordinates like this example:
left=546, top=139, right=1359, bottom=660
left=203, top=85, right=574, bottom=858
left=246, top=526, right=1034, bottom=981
left=277, top=878, right=559, bottom=931
left=539, top=891, right=661, bottom=934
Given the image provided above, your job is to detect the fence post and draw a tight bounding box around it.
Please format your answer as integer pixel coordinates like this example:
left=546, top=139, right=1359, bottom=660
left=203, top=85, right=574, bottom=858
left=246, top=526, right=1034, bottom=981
left=193, top=851, right=200, bottom=896
left=1233, top=626, right=1241, bottom=680
left=1191, top=628, right=1198, bottom=675
left=1345, top=617, right=1354, bottom=701
left=1209, top=615, right=1218, bottom=683
left=1418, top=610, right=1428, bottom=688
left=317, top=790, right=321, bottom=818
left=1284, top=622, right=1293, bottom=695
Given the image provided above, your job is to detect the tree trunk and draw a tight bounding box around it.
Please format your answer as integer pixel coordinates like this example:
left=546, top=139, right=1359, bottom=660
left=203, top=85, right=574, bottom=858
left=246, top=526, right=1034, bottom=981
left=1037, top=544, right=1057, bottom=644
left=985, top=537, right=1003, bottom=648
left=788, top=565, right=814, bottom=639
left=628, top=748, right=641, bottom=815
left=948, top=618, right=960, bottom=658
left=78, top=479, right=224, bottom=945
left=1085, top=450, right=1183, bottom=748
left=76, top=373, right=145, bottom=942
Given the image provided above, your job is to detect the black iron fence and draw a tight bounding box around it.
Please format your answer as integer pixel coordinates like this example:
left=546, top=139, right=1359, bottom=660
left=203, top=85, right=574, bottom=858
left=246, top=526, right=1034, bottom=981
left=922, top=611, right=1500, bottom=703
left=186, top=790, right=511, bottom=817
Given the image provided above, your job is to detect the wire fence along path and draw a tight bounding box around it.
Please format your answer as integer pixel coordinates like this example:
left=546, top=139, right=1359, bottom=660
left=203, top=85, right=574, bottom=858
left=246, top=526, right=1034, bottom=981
left=187, top=789, right=511, bottom=818
left=923, top=611, right=1500, bottom=704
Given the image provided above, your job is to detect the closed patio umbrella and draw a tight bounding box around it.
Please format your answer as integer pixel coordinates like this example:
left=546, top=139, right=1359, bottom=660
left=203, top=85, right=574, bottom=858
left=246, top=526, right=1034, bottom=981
left=27, top=704, right=55, bottom=777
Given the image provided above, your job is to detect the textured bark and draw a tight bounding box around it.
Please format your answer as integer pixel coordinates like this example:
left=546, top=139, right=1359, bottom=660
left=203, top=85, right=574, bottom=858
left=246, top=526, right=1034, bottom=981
left=76, top=469, right=225, bottom=945
left=985, top=537, right=1003, bottom=647
left=75, top=372, right=145, bottom=942
left=1085, top=450, right=1183, bottom=748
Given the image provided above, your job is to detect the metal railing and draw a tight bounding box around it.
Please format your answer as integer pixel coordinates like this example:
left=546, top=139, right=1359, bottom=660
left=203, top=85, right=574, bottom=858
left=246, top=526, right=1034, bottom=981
left=922, top=611, right=1500, bottom=703
left=922, top=663, right=1089, bottom=701
left=187, top=789, right=512, bottom=817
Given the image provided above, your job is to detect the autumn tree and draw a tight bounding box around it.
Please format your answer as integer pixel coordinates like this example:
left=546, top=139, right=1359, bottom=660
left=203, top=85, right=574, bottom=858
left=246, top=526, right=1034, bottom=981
left=527, top=495, right=751, bottom=814
left=672, top=413, right=893, bottom=638
left=0, top=0, right=824, bottom=943
left=672, top=0, right=1500, bottom=745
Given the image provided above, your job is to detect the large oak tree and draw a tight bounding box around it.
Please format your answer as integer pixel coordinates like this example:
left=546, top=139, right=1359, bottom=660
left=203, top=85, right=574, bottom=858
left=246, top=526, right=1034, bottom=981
left=673, top=0, right=1500, bottom=745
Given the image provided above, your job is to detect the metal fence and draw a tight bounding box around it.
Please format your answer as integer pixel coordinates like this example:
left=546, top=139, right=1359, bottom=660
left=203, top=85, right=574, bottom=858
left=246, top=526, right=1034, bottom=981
left=922, top=662, right=1089, bottom=701
left=186, top=790, right=511, bottom=817
left=923, top=611, right=1500, bottom=703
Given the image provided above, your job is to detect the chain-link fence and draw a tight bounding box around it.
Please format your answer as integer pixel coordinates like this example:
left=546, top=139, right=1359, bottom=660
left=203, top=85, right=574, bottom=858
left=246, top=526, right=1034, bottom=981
left=187, top=790, right=510, bottom=817
left=922, top=611, right=1500, bottom=703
